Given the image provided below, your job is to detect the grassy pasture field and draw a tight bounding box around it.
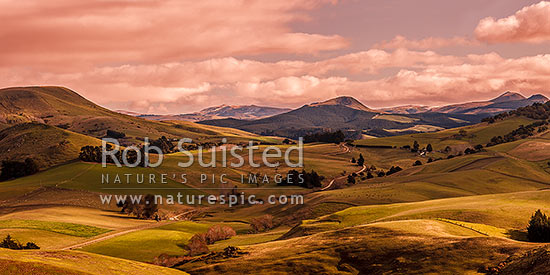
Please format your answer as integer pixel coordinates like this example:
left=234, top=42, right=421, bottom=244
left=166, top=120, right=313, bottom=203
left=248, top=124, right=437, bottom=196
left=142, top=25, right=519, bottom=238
left=81, top=221, right=218, bottom=262
left=0, top=206, right=159, bottom=250
left=310, top=154, right=549, bottom=206
left=0, top=248, right=187, bottom=275
left=179, top=219, right=538, bottom=274
left=291, top=189, right=550, bottom=238
left=0, top=143, right=351, bottom=203
left=0, top=162, right=206, bottom=201
left=0, top=219, right=109, bottom=237
left=0, top=229, right=86, bottom=250
left=0, top=206, right=153, bottom=230
left=355, top=117, right=532, bottom=150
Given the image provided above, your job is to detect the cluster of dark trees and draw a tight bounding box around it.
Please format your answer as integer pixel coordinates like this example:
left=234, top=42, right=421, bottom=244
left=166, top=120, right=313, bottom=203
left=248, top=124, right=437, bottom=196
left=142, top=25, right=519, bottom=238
left=351, top=154, right=365, bottom=166
left=464, top=144, right=484, bottom=154
left=106, top=129, right=126, bottom=139
left=347, top=174, right=356, bottom=184
left=353, top=164, right=401, bottom=180
left=0, top=235, right=39, bottom=250
left=403, top=141, right=433, bottom=153
left=278, top=169, right=324, bottom=188
left=79, top=144, right=144, bottom=166
left=451, top=129, right=472, bottom=140
left=386, top=165, right=403, bottom=175
left=250, top=214, right=274, bottom=233
left=487, top=120, right=549, bottom=147
left=149, top=136, right=176, bottom=153
left=0, top=158, right=39, bottom=181
left=527, top=209, right=550, bottom=242
left=186, top=225, right=238, bottom=256
left=303, top=130, right=346, bottom=144
left=483, top=102, right=550, bottom=123
left=282, top=138, right=295, bottom=145
left=118, top=194, right=159, bottom=220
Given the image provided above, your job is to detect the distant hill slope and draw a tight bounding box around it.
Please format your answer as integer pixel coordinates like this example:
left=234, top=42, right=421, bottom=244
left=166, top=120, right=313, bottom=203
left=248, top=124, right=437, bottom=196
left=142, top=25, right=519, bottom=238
left=199, top=96, right=484, bottom=138
left=0, top=86, right=262, bottom=145
left=380, top=105, right=431, bottom=114
left=138, top=104, right=291, bottom=122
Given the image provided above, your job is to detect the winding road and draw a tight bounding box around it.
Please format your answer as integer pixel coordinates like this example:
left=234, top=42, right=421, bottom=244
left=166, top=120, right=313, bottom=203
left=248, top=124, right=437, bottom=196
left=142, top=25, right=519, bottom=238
left=321, top=143, right=367, bottom=191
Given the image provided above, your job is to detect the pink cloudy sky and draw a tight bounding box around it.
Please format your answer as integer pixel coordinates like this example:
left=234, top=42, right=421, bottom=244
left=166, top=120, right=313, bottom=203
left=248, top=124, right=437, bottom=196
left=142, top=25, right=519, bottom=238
left=1, top=0, right=549, bottom=114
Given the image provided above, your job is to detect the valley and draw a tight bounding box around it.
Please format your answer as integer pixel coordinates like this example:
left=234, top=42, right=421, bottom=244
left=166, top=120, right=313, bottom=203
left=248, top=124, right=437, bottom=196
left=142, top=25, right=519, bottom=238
left=1, top=86, right=550, bottom=274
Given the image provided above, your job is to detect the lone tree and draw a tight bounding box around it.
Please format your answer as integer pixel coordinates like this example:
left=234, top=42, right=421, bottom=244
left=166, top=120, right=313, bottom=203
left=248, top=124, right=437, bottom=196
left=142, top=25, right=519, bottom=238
left=357, top=154, right=365, bottom=166
left=413, top=160, right=422, bottom=166
left=347, top=174, right=356, bottom=184
left=366, top=171, right=374, bottom=179
left=426, top=144, right=433, bottom=152
left=527, top=209, right=550, bottom=242
left=412, top=141, right=420, bottom=152
left=351, top=157, right=356, bottom=163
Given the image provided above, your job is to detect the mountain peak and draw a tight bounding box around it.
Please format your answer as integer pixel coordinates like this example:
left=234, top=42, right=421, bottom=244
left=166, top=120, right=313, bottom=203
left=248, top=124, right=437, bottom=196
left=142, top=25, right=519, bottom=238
left=527, top=94, right=549, bottom=102
left=310, top=96, right=376, bottom=112
left=491, top=91, right=526, bottom=103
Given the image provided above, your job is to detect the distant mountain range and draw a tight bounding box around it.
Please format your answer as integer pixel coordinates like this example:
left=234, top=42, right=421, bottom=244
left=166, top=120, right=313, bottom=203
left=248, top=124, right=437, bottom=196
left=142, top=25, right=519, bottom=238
left=383, top=92, right=548, bottom=115
left=198, top=96, right=479, bottom=138
left=130, top=105, right=291, bottom=122
left=125, top=91, right=548, bottom=123
left=198, top=92, right=549, bottom=138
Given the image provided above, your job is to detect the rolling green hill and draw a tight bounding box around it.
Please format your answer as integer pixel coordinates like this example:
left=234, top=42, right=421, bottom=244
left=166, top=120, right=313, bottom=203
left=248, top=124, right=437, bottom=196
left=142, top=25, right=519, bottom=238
left=0, top=86, right=266, bottom=145
left=0, top=86, right=278, bottom=171
left=0, top=123, right=102, bottom=168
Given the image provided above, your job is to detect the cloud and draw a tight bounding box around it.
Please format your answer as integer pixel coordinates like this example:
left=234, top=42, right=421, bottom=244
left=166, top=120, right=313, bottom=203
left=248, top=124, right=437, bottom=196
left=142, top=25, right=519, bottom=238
left=1, top=1, right=549, bottom=114
left=373, top=35, right=478, bottom=50
left=3, top=50, right=547, bottom=113
left=475, top=1, right=550, bottom=43
left=0, top=0, right=348, bottom=70
left=374, top=1, right=550, bottom=50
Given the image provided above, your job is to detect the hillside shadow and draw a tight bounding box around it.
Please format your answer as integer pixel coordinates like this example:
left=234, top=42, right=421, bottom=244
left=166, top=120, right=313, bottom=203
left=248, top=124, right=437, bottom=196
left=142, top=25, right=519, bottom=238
left=505, top=229, right=528, bottom=242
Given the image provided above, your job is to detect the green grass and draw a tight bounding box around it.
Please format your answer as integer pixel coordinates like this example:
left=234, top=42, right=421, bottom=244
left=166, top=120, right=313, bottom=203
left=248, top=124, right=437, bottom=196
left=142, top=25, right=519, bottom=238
left=0, top=123, right=101, bottom=169
left=81, top=221, right=212, bottom=262
left=295, top=189, right=550, bottom=237
left=0, top=219, right=110, bottom=237
left=0, top=206, right=154, bottom=230
left=0, top=228, right=86, bottom=249
left=0, top=161, right=205, bottom=200
left=436, top=218, right=508, bottom=238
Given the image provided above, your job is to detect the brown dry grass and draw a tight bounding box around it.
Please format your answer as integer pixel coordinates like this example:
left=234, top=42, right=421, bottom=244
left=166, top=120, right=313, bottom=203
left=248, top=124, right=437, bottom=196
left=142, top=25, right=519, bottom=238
left=509, top=141, right=550, bottom=161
